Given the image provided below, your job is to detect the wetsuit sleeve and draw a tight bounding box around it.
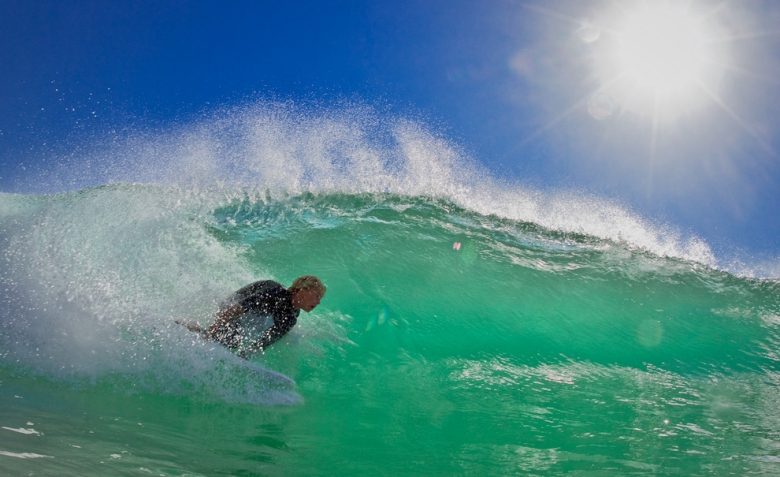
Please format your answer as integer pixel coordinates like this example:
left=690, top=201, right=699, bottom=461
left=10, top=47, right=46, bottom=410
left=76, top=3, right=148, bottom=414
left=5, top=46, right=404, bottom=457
left=245, top=312, right=297, bottom=353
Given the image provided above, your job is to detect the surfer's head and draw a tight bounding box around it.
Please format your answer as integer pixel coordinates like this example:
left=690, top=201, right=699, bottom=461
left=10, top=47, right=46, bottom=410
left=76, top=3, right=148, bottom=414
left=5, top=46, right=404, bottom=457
left=290, top=275, right=326, bottom=312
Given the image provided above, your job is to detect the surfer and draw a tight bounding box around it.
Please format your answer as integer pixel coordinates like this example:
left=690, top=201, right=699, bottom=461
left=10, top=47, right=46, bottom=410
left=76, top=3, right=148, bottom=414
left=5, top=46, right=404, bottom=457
left=181, top=276, right=326, bottom=357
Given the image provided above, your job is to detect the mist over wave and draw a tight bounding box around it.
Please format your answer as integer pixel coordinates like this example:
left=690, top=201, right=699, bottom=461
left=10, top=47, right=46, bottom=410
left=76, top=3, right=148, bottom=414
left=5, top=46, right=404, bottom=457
left=26, top=101, right=734, bottom=271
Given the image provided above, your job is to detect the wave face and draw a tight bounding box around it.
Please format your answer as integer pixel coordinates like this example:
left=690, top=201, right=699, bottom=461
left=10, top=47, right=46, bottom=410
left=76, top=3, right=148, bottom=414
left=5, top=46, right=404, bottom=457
left=1, top=104, right=779, bottom=475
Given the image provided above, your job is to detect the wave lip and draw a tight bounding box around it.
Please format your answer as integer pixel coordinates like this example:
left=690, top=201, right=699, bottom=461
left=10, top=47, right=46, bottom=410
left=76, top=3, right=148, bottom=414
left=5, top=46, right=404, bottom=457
left=27, top=102, right=738, bottom=272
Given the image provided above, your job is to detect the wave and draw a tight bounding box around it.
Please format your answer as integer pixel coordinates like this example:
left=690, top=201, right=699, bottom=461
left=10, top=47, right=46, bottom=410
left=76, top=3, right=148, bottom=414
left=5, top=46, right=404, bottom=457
left=1, top=101, right=777, bottom=408
left=1, top=185, right=777, bottom=396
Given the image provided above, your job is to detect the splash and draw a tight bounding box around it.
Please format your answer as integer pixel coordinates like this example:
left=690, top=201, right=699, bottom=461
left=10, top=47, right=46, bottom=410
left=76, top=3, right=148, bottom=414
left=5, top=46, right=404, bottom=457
left=0, top=185, right=299, bottom=404
left=32, top=102, right=720, bottom=267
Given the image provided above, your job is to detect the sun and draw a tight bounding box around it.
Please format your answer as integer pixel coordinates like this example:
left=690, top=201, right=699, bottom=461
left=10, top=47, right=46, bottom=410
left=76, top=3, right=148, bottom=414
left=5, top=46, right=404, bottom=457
left=589, top=2, right=727, bottom=120
left=520, top=1, right=770, bottom=152
left=615, top=5, right=707, bottom=93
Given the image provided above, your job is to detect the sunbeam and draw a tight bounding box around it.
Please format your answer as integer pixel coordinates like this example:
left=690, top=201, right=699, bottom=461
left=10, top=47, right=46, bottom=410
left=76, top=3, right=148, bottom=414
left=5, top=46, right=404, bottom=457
left=651, top=90, right=661, bottom=162
left=694, top=78, right=774, bottom=154
left=518, top=75, right=625, bottom=146
left=704, top=58, right=780, bottom=84
left=522, top=3, right=582, bottom=25
left=706, top=29, right=780, bottom=44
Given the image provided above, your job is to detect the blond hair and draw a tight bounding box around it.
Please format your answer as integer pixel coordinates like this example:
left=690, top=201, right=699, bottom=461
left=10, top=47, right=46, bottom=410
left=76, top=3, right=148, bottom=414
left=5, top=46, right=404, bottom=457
left=290, top=275, right=326, bottom=296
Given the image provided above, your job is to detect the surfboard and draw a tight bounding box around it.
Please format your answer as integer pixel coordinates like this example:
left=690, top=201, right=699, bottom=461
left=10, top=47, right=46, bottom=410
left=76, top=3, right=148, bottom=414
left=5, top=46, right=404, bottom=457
left=175, top=319, right=295, bottom=387
left=233, top=354, right=296, bottom=387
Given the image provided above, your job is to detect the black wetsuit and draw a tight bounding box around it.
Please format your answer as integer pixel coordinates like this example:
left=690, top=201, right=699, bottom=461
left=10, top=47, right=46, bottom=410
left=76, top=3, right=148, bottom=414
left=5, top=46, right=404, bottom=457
left=211, top=280, right=300, bottom=354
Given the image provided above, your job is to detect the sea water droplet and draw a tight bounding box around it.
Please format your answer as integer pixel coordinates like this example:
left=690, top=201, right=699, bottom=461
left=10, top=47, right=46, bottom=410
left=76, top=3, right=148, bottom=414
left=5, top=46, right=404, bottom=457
left=577, top=20, right=601, bottom=43
left=365, top=314, right=377, bottom=331
left=637, top=319, right=663, bottom=347
left=588, top=92, right=615, bottom=120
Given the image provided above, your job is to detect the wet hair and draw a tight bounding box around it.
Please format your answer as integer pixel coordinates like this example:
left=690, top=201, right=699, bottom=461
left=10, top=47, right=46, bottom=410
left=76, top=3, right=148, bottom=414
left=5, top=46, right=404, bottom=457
left=290, top=275, right=326, bottom=296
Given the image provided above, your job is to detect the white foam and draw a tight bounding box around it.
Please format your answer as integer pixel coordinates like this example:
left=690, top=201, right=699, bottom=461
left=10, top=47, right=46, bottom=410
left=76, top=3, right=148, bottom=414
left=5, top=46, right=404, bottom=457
left=2, top=427, right=40, bottom=435
left=0, top=451, right=53, bottom=459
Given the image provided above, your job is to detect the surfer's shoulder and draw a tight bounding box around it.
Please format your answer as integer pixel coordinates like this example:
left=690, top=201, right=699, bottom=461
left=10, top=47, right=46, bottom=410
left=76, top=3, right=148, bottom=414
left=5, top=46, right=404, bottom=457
left=234, top=279, right=283, bottom=298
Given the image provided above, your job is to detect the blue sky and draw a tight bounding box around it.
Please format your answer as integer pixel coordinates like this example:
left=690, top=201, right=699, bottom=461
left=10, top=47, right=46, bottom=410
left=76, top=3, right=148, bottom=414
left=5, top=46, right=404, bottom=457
left=1, top=0, right=779, bottom=257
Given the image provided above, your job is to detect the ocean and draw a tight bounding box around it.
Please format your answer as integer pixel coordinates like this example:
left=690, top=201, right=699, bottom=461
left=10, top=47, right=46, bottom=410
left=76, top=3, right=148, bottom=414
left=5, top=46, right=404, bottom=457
left=1, top=104, right=778, bottom=475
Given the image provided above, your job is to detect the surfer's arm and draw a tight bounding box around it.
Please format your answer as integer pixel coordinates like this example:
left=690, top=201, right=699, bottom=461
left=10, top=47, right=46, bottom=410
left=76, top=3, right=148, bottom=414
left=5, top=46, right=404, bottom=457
left=175, top=320, right=205, bottom=333
left=204, top=303, right=244, bottom=340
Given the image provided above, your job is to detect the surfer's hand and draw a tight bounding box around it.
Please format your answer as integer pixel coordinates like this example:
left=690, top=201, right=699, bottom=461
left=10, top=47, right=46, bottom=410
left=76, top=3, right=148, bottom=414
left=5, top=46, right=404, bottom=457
left=176, top=320, right=204, bottom=333
left=204, top=304, right=244, bottom=340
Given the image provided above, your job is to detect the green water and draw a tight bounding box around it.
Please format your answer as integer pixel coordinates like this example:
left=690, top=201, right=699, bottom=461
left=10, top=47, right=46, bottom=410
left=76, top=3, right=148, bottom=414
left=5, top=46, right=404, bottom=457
left=1, top=187, right=779, bottom=476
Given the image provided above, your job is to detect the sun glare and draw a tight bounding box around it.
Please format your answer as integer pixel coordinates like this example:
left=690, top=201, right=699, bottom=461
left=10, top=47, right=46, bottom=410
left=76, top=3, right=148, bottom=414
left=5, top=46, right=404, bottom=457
left=521, top=1, right=771, bottom=154
left=588, top=2, right=727, bottom=121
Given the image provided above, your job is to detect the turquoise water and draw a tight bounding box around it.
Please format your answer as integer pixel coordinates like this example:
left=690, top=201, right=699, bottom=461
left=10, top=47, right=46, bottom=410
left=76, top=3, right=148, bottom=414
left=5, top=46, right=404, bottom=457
left=1, top=107, right=779, bottom=475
